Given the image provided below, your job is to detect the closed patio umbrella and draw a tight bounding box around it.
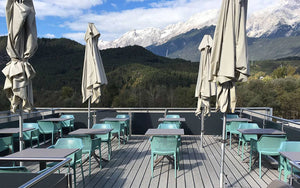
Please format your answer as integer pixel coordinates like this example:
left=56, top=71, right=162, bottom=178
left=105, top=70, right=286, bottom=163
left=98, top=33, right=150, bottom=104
left=2, top=0, right=38, bottom=152
left=210, top=0, right=249, bottom=187
left=82, top=23, right=108, bottom=129
left=195, top=35, right=215, bottom=148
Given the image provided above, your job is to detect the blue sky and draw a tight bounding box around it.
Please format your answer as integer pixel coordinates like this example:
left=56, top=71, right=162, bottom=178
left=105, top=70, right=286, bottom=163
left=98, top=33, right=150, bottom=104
left=0, top=0, right=281, bottom=44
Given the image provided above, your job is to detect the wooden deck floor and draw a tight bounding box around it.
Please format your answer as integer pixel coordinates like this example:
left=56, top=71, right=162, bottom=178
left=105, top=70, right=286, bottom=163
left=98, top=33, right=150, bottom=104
left=24, top=135, right=282, bottom=188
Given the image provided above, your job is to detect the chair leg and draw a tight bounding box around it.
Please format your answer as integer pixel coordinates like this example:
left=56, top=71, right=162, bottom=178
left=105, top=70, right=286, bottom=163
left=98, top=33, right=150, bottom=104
left=73, top=167, right=76, bottom=188
left=242, top=141, right=245, bottom=160
left=80, top=161, right=85, bottom=186
left=108, top=142, right=111, bottom=161
left=230, top=133, right=232, bottom=149
left=259, top=153, right=262, bottom=178
left=249, top=147, right=252, bottom=172
left=151, top=153, right=154, bottom=178
left=89, top=153, right=91, bottom=176
left=174, top=153, right=177, bottom=178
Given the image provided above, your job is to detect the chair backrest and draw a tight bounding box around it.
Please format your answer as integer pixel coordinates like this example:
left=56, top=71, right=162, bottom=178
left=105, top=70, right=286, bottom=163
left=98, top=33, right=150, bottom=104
left=165, top=114, right=180, bottom=118
left=151, top=136, right=178, bottom=152
left=226, top=114, right=239, bottom=119
left=116, top=114, right=129, bottom=119
left=257, top=135, right=287, bottom=152
left=158, top=123, right=178, bottom=129
left=92, top=124, right=112, bottom=140
left=37, top=121, right=59, bottom=134
left=238, top=123, right=260, bottom=130
left=60, top=114, right=75, bottom=119
left=0, top=136, right=13, bottom=153
left=279, top=141, right=300, bottom=152
left=60, top=115, right=74, bottom=128
left=51, top=138, right=83, bottom=164
left=23, top=123, right=40, bottom=140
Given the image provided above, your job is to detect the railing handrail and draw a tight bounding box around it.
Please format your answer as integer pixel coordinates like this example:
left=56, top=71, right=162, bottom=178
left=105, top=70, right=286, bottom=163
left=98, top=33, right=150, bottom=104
left=240, top=108, right=300, bottom=126
left=19, top=157, right=72, bottom=188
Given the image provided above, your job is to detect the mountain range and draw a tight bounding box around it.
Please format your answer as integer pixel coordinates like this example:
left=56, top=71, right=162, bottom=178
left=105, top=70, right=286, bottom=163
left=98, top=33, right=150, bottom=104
left=99, top=0, right=300, bottom=62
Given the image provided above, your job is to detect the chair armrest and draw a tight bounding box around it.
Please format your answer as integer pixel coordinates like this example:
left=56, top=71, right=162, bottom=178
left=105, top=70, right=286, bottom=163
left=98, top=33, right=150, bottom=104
left=47, top=145, right=55, bottom=149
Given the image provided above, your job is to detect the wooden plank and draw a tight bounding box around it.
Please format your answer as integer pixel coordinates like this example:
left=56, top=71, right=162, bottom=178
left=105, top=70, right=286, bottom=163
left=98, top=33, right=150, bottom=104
left=110, top=136, right=149, bottom=187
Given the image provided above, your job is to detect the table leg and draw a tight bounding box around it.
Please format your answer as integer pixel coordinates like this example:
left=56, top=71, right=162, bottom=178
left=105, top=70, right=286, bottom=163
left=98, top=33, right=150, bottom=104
left=40, top=161, right=46, bottom=170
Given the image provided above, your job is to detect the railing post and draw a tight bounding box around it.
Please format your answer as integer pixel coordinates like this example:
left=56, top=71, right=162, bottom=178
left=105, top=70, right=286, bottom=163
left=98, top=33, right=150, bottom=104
left=129, top=110, right=132, bottom=138
left=164, top=109, right=167, bottom=117
left=92, top=114, right=97, bottom=125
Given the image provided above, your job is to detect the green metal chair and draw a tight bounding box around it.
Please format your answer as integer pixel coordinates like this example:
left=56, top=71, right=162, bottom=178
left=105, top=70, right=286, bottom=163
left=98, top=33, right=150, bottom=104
left=47, top=138, right=84, bottom=188
left=0, top=136, right=14, bottom=153
left=104, top=121, right=125, bottom=148
left=37, top=120, right=60, bottom=145
left=60, top=114, right=75, bottom=132
left=238, top=123, right=260, bottom=160
left=116, top=114, right=130, bottom=141
left=0, top=166, right=29, bottom=173
left=80, top=136, right=102, bottom=176
left=249, top=134, right=287, bottom=178
left=228, top=121, right=242, bottom=149
left=278, top=141, right=300, bottom=182
left=157, top=123, right=181, bottom=164
left=225, top=114, right=239, bottom=140
left=92, top=123, right=112, bottom=160
left=23, top=123, right=40, bottom=148
left=150, top=136, right=179, bottom=178
left=164, top=114, right=181, bottom=128
left=165, top=114, right=180, bottom=118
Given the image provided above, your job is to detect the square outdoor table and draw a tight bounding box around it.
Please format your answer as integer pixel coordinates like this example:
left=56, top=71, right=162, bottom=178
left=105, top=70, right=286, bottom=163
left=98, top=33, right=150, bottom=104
left=0, top=128, right=35, bottom=135
left=280, top=152, right=300, bottom=161
left=158, top=117, right=186, bottom=122
left=39, top=117, right=72, bottom=122
left=0, top=148, right=78, bottom=170
left=225, top=118, right=252, bottom=122
left=100, top=117, right=129, bottom=122
left=68, top=128, right=113, bottom=136
left=145, top=128, right=184, bottom=136
left=238, top=128, right=286, bottom=138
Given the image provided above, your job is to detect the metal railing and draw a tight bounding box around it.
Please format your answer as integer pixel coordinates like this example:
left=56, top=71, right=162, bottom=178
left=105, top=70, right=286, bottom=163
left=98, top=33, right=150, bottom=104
left=239, top=108, right=300, bottom=130
left=19, top=157, right=72, bottom=188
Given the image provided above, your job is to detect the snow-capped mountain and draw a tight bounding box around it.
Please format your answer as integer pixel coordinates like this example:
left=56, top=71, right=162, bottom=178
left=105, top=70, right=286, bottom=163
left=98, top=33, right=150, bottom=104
left=247, top=0, right=300, bottom=38
left=99, top=0, right=300, bottom=50
left=98, top=9, right=218, bottom=49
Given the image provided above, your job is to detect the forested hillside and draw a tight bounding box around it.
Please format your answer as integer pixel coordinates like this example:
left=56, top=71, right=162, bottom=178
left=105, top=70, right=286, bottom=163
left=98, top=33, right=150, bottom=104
left=0, top=37, right=299, bottom=119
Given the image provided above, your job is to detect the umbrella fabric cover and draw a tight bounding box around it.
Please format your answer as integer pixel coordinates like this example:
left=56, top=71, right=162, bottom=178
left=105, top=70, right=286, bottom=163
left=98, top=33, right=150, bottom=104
left=82, top=23, right=108, bottom=104
left=195, top=35, right=216, bottom=116
left=210, top=0, right=249, bottom=113
left=2, top=0, right=37, bottom=113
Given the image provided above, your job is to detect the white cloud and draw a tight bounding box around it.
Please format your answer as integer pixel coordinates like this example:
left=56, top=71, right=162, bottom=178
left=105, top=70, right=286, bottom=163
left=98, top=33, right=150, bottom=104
left=43, top=33, right=55, bottom=38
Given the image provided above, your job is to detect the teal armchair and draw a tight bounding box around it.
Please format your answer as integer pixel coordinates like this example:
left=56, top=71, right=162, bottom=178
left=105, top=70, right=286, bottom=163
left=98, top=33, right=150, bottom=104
left=0, top=136, right=13, bottom=154
left=92, top=123, right=112, bottom=160
left=150, top=136, right=179, bottom=178
left=249, top=134, right=287, bottom=178
left=47, top=138, right=84, bottom=188
left=225, top=114, right=239, bottom=140
left=278, top=141, right=300, bottom=182
left=37, top=120, right=60, bottom=145
left=164, top=114, right=181, bottom=128
left=23, top=123, right=40, bottom=148
left=116, top=114, right=130, bottom=141
left=238, top=123, right=260, bottom=160
left=60, top=114, right=75, bottom=132
left=80, top=136, right=102, bottom=176
left=104, top=121, right=125, bottom=148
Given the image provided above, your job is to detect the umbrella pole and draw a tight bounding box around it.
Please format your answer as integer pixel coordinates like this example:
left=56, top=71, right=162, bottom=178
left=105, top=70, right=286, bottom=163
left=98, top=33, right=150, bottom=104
left=220, top=113, right=226, bottom=188
left=19, top=105, right=24, bottom=166
left=88, top=98, right=91, bottom=129
left=200, top=110, right=204, bottom=148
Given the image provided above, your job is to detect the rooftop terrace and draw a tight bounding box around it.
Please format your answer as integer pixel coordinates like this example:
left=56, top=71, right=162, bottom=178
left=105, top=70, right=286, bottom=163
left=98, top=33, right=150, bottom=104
left=0, top=107, right=299, bottom=187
